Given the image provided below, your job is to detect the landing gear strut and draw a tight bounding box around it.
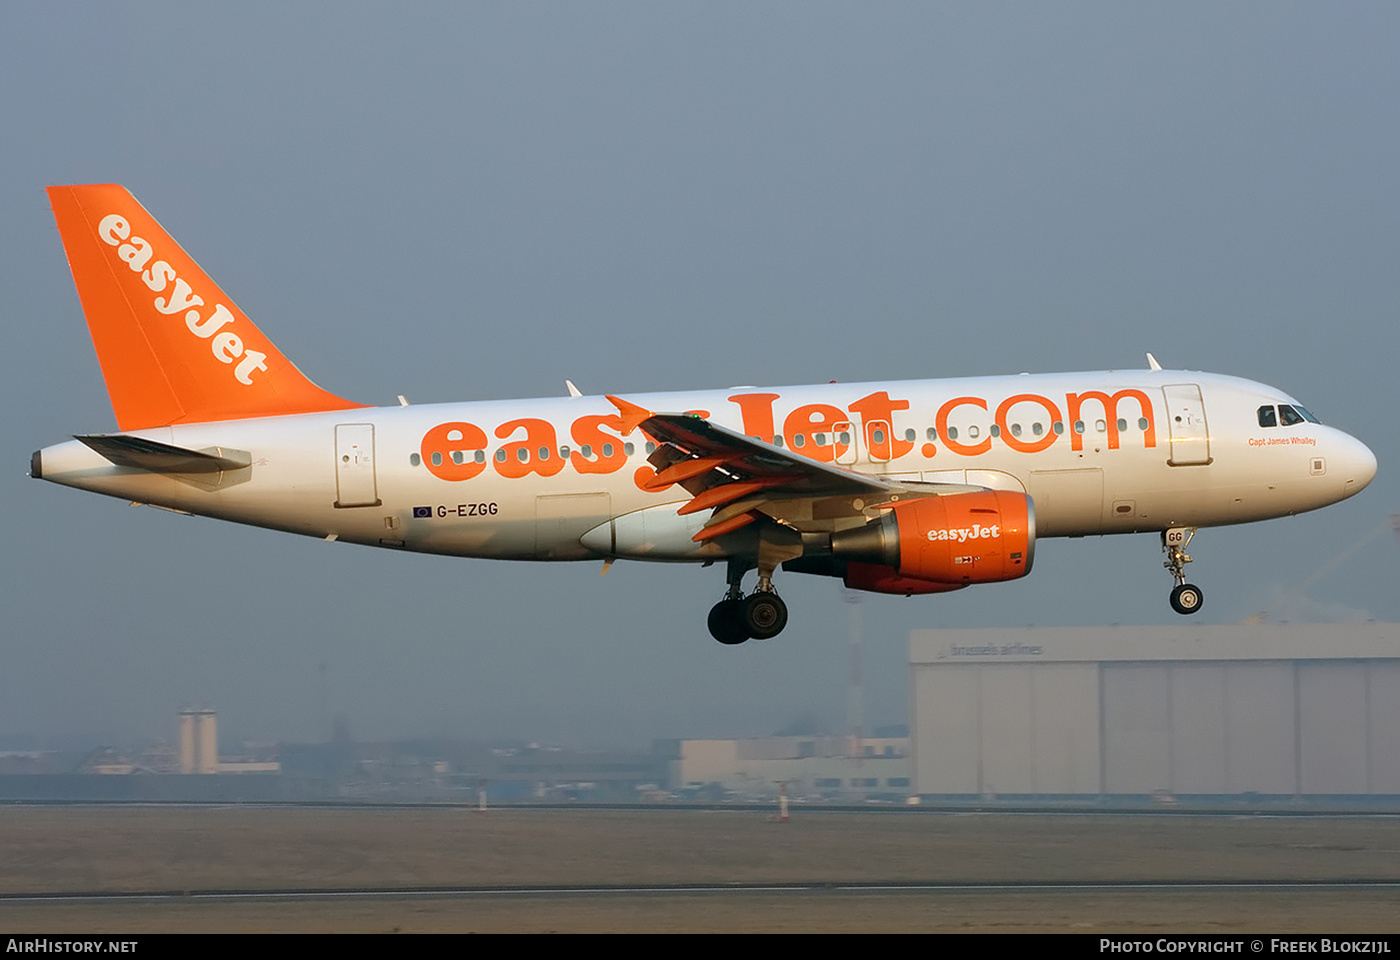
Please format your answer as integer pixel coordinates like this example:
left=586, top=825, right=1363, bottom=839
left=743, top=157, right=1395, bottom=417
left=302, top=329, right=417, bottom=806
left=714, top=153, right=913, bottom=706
left=1162, top=527, right=1203, bottom=615
left=708, top=558, right=789, bottom=644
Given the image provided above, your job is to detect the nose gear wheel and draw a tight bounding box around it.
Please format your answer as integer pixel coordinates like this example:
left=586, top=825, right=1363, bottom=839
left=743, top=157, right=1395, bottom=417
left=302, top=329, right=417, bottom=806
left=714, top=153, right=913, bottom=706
left=1170, top=582, right=1203, bottom=615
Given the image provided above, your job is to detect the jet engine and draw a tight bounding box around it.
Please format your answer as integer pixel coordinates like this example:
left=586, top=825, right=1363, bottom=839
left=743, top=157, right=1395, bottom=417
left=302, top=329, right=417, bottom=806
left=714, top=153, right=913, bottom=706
left=831, top=489, right=1035, bottom=592
left=841, top=561, right=970, bottom=595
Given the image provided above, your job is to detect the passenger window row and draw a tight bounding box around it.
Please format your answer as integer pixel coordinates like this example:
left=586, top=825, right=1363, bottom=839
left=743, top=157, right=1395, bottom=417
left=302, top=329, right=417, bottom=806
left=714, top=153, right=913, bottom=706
left=409, top=416, right=1159, bottom=467
left=411, top=442, right=638, bottom=467
left=776, top=417, right=1150, bottom=447
left=935, top=418, right=1148, bottom=441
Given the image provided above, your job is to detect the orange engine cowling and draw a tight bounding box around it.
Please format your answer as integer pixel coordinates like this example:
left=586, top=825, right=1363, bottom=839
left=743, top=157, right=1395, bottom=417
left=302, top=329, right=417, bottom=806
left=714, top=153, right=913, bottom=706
left=842, top=561, right=969, bottom=596
left=831, top=489, right=1035, bottom=588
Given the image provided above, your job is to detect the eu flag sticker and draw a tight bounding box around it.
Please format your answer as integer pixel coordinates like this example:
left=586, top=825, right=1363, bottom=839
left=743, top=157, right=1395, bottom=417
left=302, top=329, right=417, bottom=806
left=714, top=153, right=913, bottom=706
left=413, top=506, right=432, bottom=519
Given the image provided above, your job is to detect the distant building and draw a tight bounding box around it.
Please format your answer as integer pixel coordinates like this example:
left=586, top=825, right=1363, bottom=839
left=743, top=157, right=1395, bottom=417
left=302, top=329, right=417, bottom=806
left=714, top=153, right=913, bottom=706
left=175, top=708, right=279, bottom=775
left=278, top=738, right=666, bottom=801
left=669, top=735, right=911, bottom=800
left=178, top=708, right=218, bottom=774
left=909, top=624, right=1400, bottom=799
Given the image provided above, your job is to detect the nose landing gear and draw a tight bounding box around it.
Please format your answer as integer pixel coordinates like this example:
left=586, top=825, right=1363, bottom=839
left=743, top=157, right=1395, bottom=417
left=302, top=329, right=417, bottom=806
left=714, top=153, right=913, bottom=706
left=1163, top=527, right=1203, bottom=615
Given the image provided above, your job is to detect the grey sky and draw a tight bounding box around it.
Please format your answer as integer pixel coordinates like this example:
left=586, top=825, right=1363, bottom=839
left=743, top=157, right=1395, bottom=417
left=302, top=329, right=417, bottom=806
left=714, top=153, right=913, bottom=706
left=2, top=3, right=1396, bottom=750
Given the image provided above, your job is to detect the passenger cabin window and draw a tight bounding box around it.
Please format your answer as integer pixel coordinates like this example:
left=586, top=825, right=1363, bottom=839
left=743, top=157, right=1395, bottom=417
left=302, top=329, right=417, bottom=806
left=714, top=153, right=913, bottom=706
left=1258, top=406, right=1277, bottom=427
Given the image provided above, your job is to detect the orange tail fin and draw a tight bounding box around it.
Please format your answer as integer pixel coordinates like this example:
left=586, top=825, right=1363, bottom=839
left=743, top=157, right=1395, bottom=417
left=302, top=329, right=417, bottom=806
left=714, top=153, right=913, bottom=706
left=48, top=184, right=368, bottom=430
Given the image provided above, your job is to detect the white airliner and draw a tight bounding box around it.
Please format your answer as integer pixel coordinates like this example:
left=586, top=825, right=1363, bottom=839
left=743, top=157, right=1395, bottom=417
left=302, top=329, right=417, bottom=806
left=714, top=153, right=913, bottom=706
left=32, top=185, right=1377, bottom=643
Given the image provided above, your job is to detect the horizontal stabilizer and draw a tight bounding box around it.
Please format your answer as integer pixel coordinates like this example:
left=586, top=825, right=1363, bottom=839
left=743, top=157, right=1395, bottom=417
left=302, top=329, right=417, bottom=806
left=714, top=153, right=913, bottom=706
left=75, top=434, right=251, bottom=474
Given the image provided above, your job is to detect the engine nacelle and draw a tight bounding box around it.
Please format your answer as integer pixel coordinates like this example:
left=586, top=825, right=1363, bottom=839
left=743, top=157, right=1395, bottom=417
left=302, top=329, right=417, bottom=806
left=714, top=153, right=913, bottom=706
left=842, top=561, right=969, bottom=596
left=832, top=489, right=1035, bottom=586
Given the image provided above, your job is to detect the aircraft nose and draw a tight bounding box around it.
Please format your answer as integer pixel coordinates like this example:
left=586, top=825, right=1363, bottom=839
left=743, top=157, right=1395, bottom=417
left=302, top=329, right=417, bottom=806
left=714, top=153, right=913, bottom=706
left=1336, top=431, right=1377, bottom=499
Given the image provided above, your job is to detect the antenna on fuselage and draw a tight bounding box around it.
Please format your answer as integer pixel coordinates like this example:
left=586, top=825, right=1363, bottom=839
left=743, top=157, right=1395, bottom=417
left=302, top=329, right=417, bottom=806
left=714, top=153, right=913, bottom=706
left=1146, top=353, right=1163, bottom=371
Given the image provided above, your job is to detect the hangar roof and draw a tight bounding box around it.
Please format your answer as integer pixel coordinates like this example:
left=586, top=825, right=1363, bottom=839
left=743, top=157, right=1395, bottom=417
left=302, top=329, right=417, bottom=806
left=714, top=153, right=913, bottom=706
left=909, top=623, right=1400, bottom=665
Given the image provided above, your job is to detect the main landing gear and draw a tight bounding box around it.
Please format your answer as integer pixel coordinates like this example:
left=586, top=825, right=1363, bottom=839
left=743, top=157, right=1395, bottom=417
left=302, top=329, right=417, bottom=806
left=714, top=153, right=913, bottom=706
left=708, top=559, right=789, bottom=644
left=1163, top=527, right=1203, bottom=615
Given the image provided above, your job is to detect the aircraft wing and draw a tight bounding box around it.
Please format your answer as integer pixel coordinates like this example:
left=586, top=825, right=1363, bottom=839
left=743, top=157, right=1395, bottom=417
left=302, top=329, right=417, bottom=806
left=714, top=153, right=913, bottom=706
left=637, top=411, right=896, bottom=498
left=609, top=396, right=932, bottom=542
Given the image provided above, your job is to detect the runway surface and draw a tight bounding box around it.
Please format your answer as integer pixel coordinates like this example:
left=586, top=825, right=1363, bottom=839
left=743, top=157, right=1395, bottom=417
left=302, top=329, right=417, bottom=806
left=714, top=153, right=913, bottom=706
left=1, top=806, right=1398, bottom=932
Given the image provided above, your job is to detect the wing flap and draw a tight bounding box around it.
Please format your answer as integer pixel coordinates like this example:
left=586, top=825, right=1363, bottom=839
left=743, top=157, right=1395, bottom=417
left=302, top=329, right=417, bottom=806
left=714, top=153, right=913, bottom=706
left=617, top=404, right=898, bottom=500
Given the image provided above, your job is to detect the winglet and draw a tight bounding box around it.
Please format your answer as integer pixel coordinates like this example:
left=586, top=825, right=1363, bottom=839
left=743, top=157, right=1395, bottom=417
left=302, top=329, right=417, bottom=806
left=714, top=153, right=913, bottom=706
left=605, top=395, right=653, bottom=435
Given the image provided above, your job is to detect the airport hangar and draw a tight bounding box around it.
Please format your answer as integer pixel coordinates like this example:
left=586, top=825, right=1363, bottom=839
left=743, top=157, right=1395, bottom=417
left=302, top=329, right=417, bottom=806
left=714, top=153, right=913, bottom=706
left=909, top=624, right=1400, bottom=799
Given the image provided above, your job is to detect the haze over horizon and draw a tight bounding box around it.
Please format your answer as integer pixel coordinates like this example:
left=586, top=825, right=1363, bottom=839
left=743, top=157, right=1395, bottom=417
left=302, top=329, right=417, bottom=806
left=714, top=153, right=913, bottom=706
left=2, top=3, right=1396, bottom=751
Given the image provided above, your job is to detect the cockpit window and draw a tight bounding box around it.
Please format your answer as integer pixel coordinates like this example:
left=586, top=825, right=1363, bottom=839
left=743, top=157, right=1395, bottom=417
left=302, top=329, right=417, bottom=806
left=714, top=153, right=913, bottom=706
left=1257, top=406, right=1277, bottom=428
left=1278, top=404, right=1305, bottom=426
left=1294, top=405, right=1320, bottom=424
